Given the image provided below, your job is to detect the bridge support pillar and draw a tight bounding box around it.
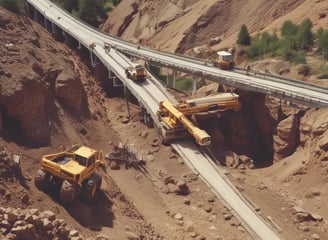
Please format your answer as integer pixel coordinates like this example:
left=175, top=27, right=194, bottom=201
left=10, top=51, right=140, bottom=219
left=142, top=108, right=153, bottom=127
left=51, top=22, right=55, bottom=34
left=109, top=70, right=122, bottom=87
left=43, top=15, right=47, bottom=27
left=192, top=78, right=197, bottom=95
left=33, top=8, right=38, bottom=22
left=51, top=23, right=62, bottom=40
left=172, top=69, right=177, bottom=89
left=63, top=32, right=68, bottom=44
left=90, top=50, right=100, bottom=67
left=44, top=19, right=51, bottom=32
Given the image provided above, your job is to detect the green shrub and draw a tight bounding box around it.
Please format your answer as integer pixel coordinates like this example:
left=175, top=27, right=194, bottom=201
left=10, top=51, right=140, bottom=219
left=0, top=0, right=25, bottom=13
left=317, top=28, right=328, bottom=60
left=176, top=77, right=193, bottom=91
left=247, top=32, right=279, bottom=60
left=289, top=53, right=306, bottom=64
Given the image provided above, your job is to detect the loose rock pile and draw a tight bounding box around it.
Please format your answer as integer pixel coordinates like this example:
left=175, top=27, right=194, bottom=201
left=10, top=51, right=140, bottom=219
left=0, top=207, right=90, bottom=240
left=0, top=148, right=31, bottom=207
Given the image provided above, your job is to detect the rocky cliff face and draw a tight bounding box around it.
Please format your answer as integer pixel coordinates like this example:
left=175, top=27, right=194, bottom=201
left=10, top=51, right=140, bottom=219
left=192, top=79, right=327, bottom=168
left=0, top=8, right=84, bottom=146
left=300, top=108, right=328, bottom=162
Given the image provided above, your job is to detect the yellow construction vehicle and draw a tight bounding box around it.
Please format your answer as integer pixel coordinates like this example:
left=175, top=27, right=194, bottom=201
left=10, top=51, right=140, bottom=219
left=157, top=92, right=240, bottom=146
left=125, top=63, right=147, bottom=82
left=157, top=100, right=211, bottom=146
left=34, top=145, right=103, bottom=204
left=176, top=92, right=240, bottom=116
left=213, top=51, right=235, bottom=70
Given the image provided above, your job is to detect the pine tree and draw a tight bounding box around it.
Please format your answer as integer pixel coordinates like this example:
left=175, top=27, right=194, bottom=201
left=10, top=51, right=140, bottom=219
left=237, top=24, right=251, bottom=45
left=281, top=20, right=297, bottom=37
left=0, top=0, right=24, bottom=13
left=58, top=0, right=79, bottom=13
left=78, top=0, right=106, bottom=27
left=295, top=18, right=313, bottom=50
left=317, top=28, right=328, bottom=59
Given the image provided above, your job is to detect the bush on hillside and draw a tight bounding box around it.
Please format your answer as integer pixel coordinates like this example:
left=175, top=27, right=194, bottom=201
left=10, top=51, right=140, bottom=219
left=295, top=19, right=314, bottom=50
left=77, top=0, right=107, bottom=27
left=0, top=0, right=25, bottom=13
left=248, top=32, right=279, bottom=60
left=317, top=28, right=328, bottom=60
left=239, top=20, right=316, bottom=64
left=56, top=0, right=79, bottom=13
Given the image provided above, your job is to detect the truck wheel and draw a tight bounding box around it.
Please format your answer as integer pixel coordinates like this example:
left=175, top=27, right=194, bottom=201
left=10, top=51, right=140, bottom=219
left=59, top=180, right=77, bottom=204
left=81, top=176, right=98, bottom=203
left=158, top=127, right=170, bottom=146
left=34, top=169, right=50, bottom=191
left=91, top=172, right=102, bottom=191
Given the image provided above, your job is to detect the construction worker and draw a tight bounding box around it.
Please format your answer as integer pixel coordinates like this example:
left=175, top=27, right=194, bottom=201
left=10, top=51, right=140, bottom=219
left=246, top=65, right=251, bottom=75
left=104, top=42, right=111, bottom=53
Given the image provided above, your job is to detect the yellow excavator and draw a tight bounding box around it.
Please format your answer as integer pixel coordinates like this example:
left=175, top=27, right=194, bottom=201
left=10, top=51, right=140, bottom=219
left=34, top=145, right=103, bottom=204
left=157, top=92, right=240, bottom=146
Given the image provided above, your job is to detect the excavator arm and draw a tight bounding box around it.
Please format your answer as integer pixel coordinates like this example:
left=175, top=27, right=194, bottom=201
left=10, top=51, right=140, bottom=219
left=158, top=100, right=211, bottom=146
left=157, top=93, right=240, bottom=146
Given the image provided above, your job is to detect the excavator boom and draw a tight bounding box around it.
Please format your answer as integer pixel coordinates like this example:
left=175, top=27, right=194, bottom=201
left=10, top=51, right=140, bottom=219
left=157, top=92, right=240, bottom=146
left=158, top=100, right=211, bottom=146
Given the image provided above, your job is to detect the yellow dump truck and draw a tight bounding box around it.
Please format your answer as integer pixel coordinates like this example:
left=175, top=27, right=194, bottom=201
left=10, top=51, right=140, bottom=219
left=34, top=145, right=103, bottom=203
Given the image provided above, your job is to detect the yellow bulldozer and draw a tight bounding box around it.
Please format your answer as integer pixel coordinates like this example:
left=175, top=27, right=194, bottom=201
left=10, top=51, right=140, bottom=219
left=34, top=145, right=103, bottom=204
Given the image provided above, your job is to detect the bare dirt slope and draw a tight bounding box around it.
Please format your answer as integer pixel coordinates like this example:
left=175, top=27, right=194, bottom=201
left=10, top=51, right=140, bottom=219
left=0, top=7, right=252, bottom=240
left=1, top=3, right=328, bottom=240
left=103, top=0, right=327, bottom=52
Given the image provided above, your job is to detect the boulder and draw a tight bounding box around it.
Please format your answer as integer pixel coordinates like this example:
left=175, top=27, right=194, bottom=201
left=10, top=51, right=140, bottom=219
left=209, top=36, right=221, bottom=46
left=1, top=72, right=50, bottom=146
left=225, top=151, right=240, bottom=168
left=274, top=115, right=299, bottom=160
left=55, top=71, right=83, bottom=111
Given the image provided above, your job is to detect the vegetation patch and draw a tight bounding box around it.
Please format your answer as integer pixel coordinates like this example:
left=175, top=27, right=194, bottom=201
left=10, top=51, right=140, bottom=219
left=237, top=19, right=328, bottom=64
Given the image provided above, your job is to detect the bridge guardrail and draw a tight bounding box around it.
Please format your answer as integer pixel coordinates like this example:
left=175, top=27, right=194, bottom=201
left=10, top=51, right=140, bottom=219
left=234, top=67, right=328, bottom=93
left=27, top=0, right=328, bottom=109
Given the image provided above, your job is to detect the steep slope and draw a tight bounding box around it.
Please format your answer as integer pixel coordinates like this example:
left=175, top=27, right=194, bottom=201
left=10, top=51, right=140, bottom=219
left=1, top=3, right=328, bottom=240
left=103, top=1, right=328, bottom=240
left=0, top=7, right=254, bottom=240
left=102, top=0, right=327, bottom=52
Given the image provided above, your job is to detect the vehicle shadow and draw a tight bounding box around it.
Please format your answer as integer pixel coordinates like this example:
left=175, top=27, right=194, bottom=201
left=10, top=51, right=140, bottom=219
left=64, top=190, right=114, bottom=230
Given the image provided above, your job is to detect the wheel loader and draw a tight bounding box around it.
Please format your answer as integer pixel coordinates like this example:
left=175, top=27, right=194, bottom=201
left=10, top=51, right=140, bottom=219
left=213, top=51, right=235, bottom=70
left=34, top=145, right=103, bottom=204
left=125, top=64, right=147, bottom=82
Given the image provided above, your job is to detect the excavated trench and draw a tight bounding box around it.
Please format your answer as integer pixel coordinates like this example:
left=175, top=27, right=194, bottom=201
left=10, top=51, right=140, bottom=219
left=93, top=63, right=298, bottom=168
left=0, top=7, right=304, bottom=167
